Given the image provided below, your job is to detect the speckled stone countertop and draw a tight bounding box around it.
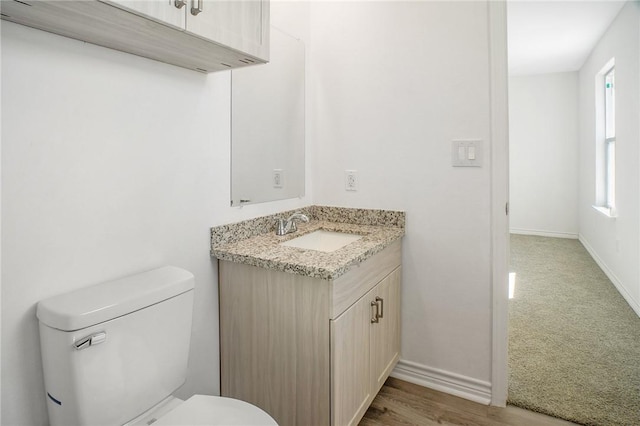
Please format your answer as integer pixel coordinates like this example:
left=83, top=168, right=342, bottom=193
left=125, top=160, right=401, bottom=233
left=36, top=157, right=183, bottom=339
left=210, top=206, right=405, bottom=280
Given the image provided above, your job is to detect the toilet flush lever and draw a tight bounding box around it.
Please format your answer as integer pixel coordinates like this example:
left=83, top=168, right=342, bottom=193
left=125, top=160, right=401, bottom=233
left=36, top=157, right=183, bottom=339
left=74, top=331, right=107, bottom=350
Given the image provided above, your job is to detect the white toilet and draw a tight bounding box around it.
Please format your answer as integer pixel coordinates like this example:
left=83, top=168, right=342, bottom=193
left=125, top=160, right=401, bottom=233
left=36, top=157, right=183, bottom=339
left=36, top=266, right=277, bottom=426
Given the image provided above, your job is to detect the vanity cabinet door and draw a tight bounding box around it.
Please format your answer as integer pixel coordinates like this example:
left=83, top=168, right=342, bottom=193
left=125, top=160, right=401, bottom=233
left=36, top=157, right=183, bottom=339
left=331, top=266, right=402, bottom=426
left=185, top=0, right=270, bottom=61
left=100, top=0, right=186, bottom=29
left=370, top=267, right=402, bottom=395
left=331, top=290, right=373, bottom=426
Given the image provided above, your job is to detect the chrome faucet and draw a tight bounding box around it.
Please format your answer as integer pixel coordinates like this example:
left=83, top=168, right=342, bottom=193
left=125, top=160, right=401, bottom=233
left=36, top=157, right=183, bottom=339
left=275, top=212, right=309, bottom=236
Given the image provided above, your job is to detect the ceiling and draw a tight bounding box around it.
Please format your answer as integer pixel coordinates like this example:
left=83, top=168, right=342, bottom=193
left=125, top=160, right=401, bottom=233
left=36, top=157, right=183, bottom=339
left=507, top=1, right=627, bottom=76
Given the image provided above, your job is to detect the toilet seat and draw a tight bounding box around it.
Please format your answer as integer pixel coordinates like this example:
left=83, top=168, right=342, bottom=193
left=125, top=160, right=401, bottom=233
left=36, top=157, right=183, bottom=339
left=153, top=395, right=277, bottom=426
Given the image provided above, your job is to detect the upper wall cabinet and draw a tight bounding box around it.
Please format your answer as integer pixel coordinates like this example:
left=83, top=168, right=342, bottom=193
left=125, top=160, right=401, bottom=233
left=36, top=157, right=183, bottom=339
left=0, top=0, right=270, bottom=73
left=184, top=1, right=269, bottom=61
left=102, top=0, right=187, bottom=30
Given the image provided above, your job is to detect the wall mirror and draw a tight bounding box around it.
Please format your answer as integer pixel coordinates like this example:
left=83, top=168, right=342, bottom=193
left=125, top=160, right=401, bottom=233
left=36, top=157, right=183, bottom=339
left=231, top=27, right=305, bottom=206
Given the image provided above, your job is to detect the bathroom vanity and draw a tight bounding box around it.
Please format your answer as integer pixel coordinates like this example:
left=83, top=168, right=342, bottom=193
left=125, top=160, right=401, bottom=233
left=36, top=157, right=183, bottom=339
left=211, top=206, right=405, bottom=426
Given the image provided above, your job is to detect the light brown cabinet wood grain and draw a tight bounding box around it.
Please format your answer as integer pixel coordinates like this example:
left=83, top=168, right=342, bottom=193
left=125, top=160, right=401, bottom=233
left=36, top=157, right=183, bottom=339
left=1, top=0, right=269, bottom=72
left=185, top=0, right=269, bottom=61
left=220, top=262, right=330, bottom=425
left=332, top=267, right=401, bottom=426
left=103, top=0, right=186, bottom=30
left=219, top=240, right=402, bottom=426
left=370, top=268, right=401, bottom=396
left=331, top=289, right=372, bottom=426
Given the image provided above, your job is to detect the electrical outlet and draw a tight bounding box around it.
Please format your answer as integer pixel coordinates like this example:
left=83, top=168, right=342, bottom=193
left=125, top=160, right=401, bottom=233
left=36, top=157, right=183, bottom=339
left=273, top=169, right=283, bottom=188
left=345, top=170, right=358, bottom=191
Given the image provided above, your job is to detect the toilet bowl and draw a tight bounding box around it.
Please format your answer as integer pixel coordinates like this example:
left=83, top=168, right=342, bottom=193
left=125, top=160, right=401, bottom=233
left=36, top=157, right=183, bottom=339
left=128, top=395, right=277, bottom=426
left=36, top=266, right=276, bottom=426
left=131, top=395, right=278, bottom=426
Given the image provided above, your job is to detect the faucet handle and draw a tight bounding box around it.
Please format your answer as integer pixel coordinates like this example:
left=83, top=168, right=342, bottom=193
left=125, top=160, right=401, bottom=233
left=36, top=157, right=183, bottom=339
left=275, top=218, right=287, bottom=236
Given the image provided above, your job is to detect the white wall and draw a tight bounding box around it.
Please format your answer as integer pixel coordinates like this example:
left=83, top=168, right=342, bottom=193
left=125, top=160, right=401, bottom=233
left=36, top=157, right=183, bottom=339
left=310, top=1, right=494, bottom=399
left=509, top=72, right=579, bottom=238
left=0, top=2, right=310, bottom=424
left=578, top=1, right=640, bottom=315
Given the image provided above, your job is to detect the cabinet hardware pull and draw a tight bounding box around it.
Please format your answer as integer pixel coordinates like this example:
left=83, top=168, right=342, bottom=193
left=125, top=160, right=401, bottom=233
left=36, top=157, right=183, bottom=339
left=174, top=0, right=186, bottom=9
left=371, top=301, right=379, bottom=323
left=376, top=296, right=384, bottom=319
left=191, top=0, right=203, bottom=15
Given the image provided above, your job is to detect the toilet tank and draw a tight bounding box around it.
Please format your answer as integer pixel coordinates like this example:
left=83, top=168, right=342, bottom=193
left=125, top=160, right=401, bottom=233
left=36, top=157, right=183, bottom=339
left=36, top=266, right=195, bottom=426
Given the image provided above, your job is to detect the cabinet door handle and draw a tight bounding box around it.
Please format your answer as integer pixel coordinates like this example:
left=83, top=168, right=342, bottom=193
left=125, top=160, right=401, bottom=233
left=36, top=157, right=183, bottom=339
left=371, top=301, right=379, bottom=323
left=191, top=0, right=203, bottom=15
left=376, top=296, right=384, bottom=319
left=174, top=0, right=187, bottom=9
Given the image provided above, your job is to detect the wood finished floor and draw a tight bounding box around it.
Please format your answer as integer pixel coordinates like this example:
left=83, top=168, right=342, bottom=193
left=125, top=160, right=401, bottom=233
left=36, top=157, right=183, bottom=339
left=360, top=378, right=577, bottom=426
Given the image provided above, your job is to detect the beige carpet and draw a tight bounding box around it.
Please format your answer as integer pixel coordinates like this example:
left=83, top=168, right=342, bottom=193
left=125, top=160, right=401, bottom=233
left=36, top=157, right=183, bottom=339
left=508, top=235, right=640, bottom=426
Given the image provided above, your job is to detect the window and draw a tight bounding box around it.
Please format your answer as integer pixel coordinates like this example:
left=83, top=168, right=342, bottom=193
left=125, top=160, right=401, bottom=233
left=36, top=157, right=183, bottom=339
left=594, top=60, right=616, bottom=217
left=604, top=67, right=615, bottom=211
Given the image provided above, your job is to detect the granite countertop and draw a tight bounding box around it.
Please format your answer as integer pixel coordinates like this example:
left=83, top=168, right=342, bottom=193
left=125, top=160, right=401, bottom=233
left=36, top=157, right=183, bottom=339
left=210, top=206, right=405, bottom=280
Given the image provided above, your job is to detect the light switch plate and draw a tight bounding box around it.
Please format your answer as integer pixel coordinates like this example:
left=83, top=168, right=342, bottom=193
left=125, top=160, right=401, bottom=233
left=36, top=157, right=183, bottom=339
left=452, top=139, right=483, bottom=167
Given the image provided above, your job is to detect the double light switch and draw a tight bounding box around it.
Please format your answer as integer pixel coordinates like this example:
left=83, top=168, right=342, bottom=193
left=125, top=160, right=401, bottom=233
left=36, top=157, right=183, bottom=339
left=451, top=139, right=483, bottom=167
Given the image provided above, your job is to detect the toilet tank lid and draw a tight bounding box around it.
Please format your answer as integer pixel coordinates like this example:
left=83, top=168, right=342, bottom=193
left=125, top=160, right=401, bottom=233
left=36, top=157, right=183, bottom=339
left=37, top=266, right=195, bottom=331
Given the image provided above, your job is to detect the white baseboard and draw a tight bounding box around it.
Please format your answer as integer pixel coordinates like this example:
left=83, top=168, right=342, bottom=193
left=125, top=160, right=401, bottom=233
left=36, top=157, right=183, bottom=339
left=510, top=228, right=578, bottom=239
left=391, top=359, right=492, bottom=405
left=578, top=235, right=640, bottom=318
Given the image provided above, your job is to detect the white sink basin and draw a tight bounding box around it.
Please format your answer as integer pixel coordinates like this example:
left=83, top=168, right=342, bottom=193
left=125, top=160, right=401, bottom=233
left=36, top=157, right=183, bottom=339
left=280, top=230, right=363, bottom=253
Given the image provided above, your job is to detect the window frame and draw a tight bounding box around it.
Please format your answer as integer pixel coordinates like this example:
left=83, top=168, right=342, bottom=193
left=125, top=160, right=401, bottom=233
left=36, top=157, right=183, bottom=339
left=593, top=59, right=617, bottom=218
left=603, top=67, right=615, bottom=212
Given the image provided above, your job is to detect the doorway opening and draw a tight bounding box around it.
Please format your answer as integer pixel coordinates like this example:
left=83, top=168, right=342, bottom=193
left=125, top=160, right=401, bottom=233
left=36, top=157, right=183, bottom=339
left=505, top=2, right=640, bottom=425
